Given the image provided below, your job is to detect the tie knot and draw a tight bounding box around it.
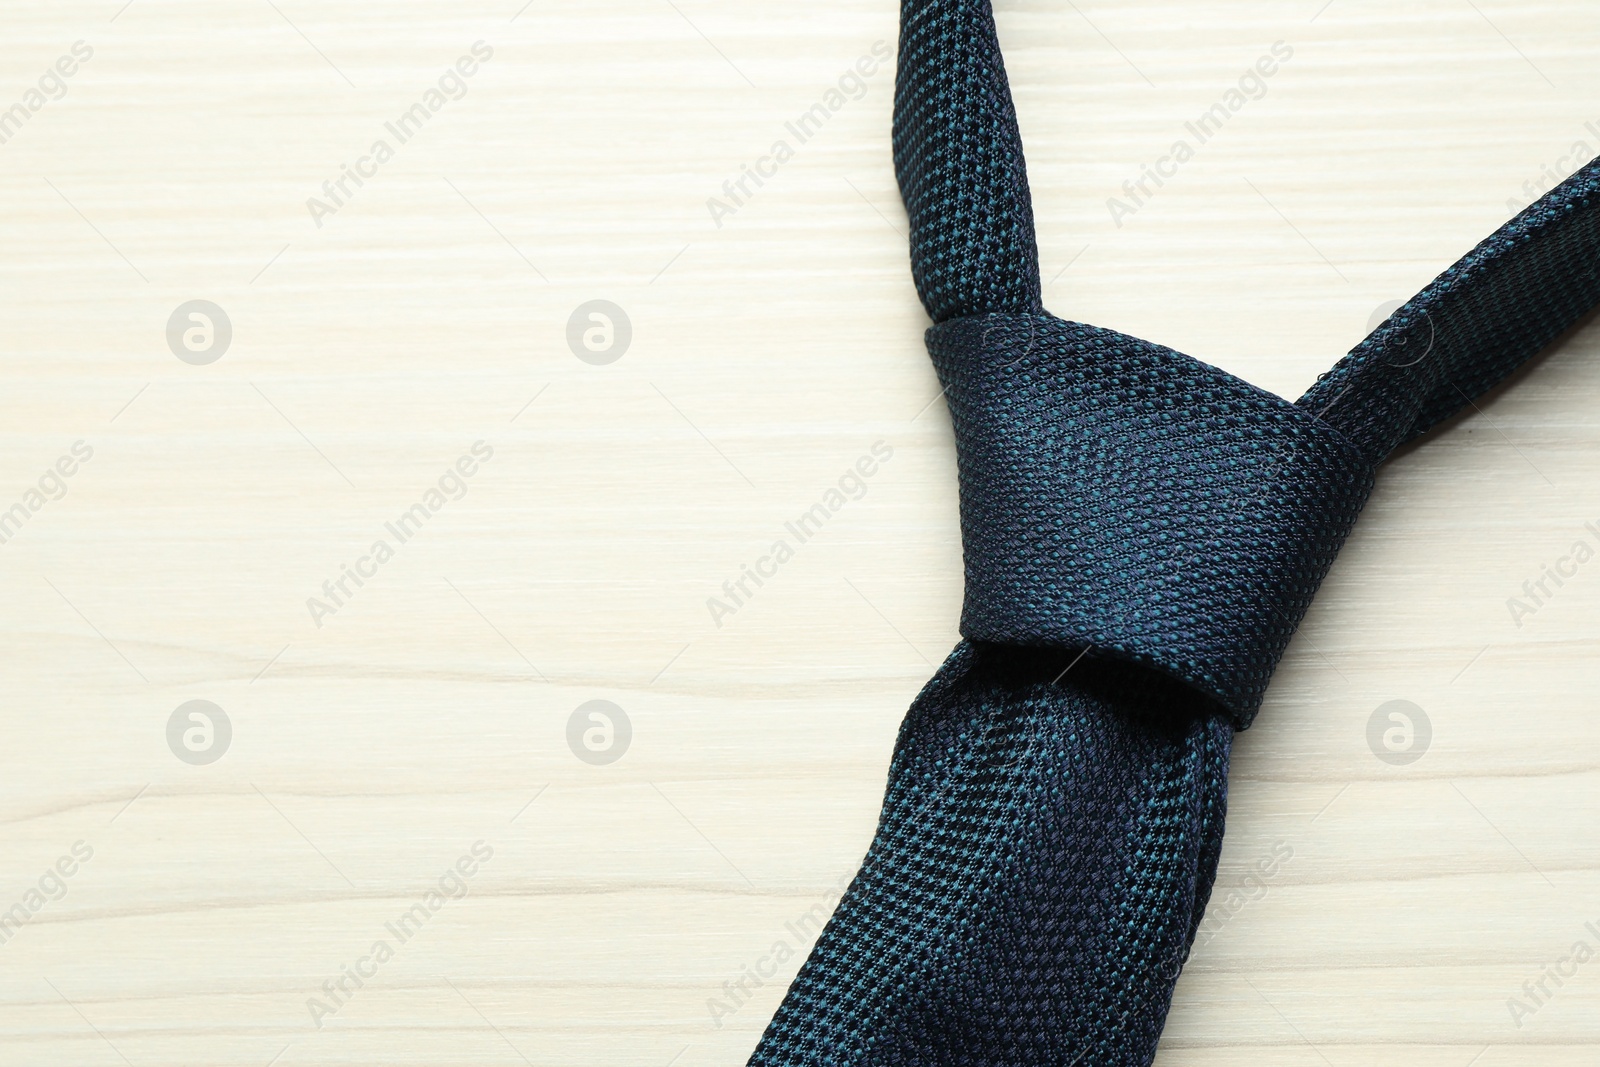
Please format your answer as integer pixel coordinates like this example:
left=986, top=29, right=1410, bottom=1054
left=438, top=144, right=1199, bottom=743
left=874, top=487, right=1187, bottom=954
left=932, top=312, right=1378, bottom=726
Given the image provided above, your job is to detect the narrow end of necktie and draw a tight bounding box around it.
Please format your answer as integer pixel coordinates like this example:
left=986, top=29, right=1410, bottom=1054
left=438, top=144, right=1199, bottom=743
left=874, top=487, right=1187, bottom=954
left=892, top=0, right=1042, bottom=323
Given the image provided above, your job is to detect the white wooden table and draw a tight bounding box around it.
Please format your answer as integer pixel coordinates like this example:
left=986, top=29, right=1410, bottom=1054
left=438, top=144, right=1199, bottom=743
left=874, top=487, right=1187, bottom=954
left=2, top=2, right=1597, bottom=1064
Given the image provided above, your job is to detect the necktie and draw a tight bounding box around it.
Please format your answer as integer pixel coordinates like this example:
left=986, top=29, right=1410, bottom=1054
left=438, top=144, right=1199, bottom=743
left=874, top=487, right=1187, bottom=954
left=746, top=2, right=1600, bottom=1064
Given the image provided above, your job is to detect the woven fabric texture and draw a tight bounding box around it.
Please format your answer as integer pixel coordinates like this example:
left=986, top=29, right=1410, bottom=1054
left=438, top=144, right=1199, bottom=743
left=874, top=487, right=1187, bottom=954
left=745, top=0, right=1600, bottom=1064
left=748, top=645, right=1232, bottom=1067
left=1306, top=155, right=1600, bottom=462
left=892, top=0, right=1040, bottom=322
left=931, top=314, right=1376, bottom=724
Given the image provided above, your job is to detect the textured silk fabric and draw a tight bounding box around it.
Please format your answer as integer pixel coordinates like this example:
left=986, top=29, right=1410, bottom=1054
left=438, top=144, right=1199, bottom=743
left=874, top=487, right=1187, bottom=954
left=749, top=645, right=1232, bottom=1067
left=892, top=0, right=1040, bottom=321
left=1305, top=158, right=1600, bottom=461
left=931, top=315, right=1377, bottom=723
left=746, top=0, right=1600, bottom=1063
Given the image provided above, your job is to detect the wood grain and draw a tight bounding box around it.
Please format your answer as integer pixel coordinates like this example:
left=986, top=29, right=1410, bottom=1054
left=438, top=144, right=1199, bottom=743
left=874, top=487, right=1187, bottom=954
left=1, top=1, right=1597, bottom=1064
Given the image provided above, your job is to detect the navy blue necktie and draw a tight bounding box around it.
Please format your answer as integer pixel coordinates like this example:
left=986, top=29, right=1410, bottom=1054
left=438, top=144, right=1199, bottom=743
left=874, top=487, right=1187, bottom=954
left=747, top=2, right=1600, bottom=1064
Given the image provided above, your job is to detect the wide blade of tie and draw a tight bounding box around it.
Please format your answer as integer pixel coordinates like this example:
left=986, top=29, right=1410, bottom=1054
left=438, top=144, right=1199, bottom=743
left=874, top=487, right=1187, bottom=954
left=747, top=2, right=1600, bottom=1064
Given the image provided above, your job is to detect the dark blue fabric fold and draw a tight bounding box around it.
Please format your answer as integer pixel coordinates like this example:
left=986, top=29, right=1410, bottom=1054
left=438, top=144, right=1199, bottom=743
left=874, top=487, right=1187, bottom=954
left=929, top=313, right=1377, bottom=725
left=1306, top=156, right=1600, bottom=461
left=749, top=644, right=1232, bottom=1067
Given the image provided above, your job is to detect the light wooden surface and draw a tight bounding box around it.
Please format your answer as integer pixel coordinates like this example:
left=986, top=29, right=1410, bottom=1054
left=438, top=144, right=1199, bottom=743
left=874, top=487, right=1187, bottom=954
left=2, top=1, right=1598, bottom=1064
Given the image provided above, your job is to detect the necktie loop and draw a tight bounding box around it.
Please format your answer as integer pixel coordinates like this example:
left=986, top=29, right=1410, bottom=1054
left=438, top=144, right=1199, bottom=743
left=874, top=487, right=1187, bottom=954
left=932, top=311, right=1377, bottom=726
left=893, top=0, right=1600, bottom=724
